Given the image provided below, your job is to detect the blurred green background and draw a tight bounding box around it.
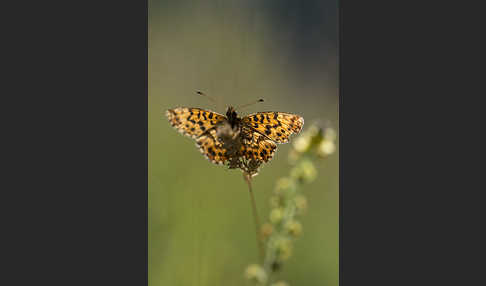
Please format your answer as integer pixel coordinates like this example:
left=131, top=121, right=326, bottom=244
left=149, top=1, right=339, bottom=285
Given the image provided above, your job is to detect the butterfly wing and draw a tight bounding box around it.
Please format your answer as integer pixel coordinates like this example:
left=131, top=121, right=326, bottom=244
left=196, top=128, right=229, bottom=165
left=240, top=125, right=277, bottom=163
left=242, top=112, right=304, bottom=143
left=166, top=107, right=227, bottom=139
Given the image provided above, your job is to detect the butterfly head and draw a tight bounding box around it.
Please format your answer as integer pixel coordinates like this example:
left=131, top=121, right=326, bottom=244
left=226, top=106, right=239, bottom=128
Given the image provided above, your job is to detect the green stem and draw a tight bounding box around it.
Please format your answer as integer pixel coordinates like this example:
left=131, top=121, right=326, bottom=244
left=244, top=173, right=265, bottom=264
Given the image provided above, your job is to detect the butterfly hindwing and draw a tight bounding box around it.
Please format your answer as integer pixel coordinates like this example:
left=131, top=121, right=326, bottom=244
left=166, top=107, right=226, bottom=139
left=196, top=128, right=229, bottom=165
left=242, top=112, right=304, bottom=143
left=240, top=126, right=277, bottom=163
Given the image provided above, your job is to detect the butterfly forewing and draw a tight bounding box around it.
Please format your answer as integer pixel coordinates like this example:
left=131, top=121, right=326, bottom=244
left=242, top=112, right=304, bottom=143
left=166, top=107, right=226, bottom=139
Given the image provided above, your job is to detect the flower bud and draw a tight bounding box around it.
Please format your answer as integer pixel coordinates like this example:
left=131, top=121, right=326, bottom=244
left=294, top=195, right=308, bottom=214
left=244, top=264, right=267, bottom=284
left=261, top=223, right=273, bottom=239
left=291, top=160, right=317, bottom=183
left=270, top=208, right=284, bottom=224
left=293, top=136, right=310, bottom=153
left=285, top=220, right=303, bottom=237
left=275, top=238, right=292, bottom=261
left=317, top=140, right=335, bottom=157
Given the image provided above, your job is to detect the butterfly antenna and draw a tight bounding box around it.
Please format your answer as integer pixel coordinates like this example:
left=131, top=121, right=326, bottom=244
left=196, top=90, right=217, bottom=103
left=236, top=99, right=264, bottom=111
left=196, top=90, right=224, bottom=111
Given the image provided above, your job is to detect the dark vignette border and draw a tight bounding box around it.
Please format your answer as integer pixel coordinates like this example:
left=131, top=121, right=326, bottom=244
left=5, top=1, right=149, bottom=285
left=338, top=0, right=453, bottom=285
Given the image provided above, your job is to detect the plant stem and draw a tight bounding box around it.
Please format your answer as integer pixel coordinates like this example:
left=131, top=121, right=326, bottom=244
left=244, top=173, right=265, bottom=264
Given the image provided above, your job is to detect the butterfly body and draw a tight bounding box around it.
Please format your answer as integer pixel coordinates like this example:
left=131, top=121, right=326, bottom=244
left=166, top=106, right=303, bottom=174
left=225, top=106, right=240, bottom=129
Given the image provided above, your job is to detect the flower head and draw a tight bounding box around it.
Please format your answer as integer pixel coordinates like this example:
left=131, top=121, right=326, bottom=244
left=245, top=264, right=268, bottom=284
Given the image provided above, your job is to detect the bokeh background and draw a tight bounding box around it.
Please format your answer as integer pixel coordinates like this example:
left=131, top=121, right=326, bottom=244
left=149, top=1, right=339, bottom=285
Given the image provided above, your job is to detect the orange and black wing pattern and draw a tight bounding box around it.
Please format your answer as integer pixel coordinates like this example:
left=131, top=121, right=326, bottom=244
left=240, top=125, right=277, bottom=163
left=241, top=112, right=304, bottom=143
left=195, top=128, right=230, bottom=165
left=166, top=107, right=226, bottom=139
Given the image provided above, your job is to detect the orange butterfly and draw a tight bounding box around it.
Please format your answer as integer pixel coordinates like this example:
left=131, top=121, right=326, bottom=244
left=166, top=95, right=303, bottom=174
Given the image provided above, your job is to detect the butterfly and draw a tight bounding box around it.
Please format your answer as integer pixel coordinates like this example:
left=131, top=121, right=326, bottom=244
left=166, top=103, right=304, bottom=175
